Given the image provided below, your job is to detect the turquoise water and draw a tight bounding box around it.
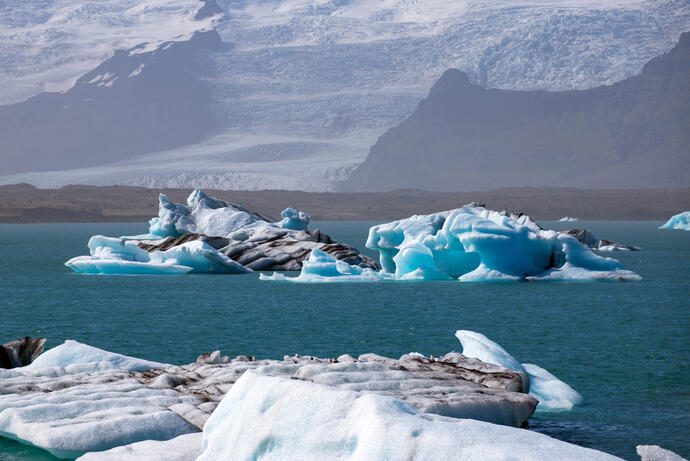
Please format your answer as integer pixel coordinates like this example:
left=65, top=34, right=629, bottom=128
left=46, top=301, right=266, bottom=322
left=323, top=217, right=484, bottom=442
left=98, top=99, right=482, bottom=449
left=0, top=221, right=688, bottom=460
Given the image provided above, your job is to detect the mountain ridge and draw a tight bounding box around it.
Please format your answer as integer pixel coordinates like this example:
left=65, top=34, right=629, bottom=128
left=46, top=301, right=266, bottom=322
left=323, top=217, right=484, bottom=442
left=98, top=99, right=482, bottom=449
left=344, top=32, right=690, bottom=192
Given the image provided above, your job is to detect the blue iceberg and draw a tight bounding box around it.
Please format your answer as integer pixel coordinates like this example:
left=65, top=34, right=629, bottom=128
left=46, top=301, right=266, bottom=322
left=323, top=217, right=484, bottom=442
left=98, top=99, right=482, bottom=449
left=659, top=211, right=690, bottom=230
left=263, top=204, right=641, bottom=282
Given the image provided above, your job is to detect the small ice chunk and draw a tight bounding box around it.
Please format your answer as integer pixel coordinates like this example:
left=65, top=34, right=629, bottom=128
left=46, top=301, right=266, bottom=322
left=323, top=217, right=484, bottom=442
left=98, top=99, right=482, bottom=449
left=659, top=211, right=690, bottom=230
left=559, top=216, right=579, bottom=222
left=636, top=445, right=688, bottom=461
left=275, top=207, right=310, bottom=230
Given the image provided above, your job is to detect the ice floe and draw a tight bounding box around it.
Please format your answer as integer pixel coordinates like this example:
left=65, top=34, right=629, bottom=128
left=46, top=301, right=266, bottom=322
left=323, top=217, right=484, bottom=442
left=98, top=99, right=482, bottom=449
left=198, top=371, right=620, bottom=461
left=455, top=331, right=583, bottom=411
left=559, top=216, right=579, bottom=222
left=65, top=190, right=378, bottom=275
left=659, top=211, right=690, bottom=231
left=264, top=204, right=641, bottom=282
left=0, top=334, right=543, bottom=457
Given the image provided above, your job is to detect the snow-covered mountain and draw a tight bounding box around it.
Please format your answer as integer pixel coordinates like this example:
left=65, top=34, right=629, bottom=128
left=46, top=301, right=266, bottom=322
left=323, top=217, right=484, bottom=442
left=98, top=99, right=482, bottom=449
left=0, top=0, right=688, bottom=190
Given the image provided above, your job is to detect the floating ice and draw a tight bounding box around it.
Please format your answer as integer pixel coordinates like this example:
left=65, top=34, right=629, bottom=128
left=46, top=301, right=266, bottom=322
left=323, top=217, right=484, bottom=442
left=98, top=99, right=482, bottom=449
left=198, top=371, right=621, bottom=461
left=264, top=204, right=640, bottom=282
left=65, top=190, right=370, bottom=275
left=559, top=216, right=579, bottom=222
left=275, top=207, right=310, bottom=230
left=65, top=235, right=249, bottom=275
left=260, top=249, right=387, bottom=282
left=25, top=340, right=167, bottom=372
left=636, top=445, right=688, bottom=461
left=659, top=211, right=690, bottom=231
left=455, top=330, right=583, bottom=411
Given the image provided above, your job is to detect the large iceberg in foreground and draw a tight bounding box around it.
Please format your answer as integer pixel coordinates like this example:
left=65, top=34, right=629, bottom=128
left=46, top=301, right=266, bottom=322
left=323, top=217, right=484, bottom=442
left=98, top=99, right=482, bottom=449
left=198, top=371, right=620, bottom=461
left=264, top=204, right=640, bottom=282
left=659, top=211, right=690, bottom=230
left=456, top=331, right=583, bottom=411
left=66, top=190, right=378, bottom=275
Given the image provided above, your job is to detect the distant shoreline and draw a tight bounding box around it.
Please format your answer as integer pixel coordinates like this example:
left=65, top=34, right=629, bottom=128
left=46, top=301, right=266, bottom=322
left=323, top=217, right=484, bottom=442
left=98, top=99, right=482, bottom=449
left=1, top=183, right=688, bottom=223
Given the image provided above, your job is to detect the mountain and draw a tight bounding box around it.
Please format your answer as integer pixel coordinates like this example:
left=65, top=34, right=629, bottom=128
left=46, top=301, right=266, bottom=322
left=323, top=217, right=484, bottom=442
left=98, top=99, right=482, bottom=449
left=344, top=32, right=690, bottom=192
left=0, top=0, right=688, bottom=190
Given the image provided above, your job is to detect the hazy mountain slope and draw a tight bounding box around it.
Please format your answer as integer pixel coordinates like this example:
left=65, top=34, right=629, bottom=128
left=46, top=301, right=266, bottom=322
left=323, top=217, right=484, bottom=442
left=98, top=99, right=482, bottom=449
left=0, top=30, right=230, bottom=174
left=0, top=0, right=688, bottom=190
left=344, top=32, right=690, bottom=192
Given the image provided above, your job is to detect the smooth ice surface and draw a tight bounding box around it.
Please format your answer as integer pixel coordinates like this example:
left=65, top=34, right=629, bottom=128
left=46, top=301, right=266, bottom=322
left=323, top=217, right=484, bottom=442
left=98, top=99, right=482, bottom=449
left=455, top=331, right=583, bottom=411
left=65, top=235, right=248, bottom=275
left=198, top=371, right=621, bottom=461
left=25, top=340, right=166, bottom=372
left=264, top=205, right=640, bottom=282
left=659, top=212, right=690, bottom=231
left=275, top=208, right=310, bottom=231
left=77, top=433, right=203, bottom=461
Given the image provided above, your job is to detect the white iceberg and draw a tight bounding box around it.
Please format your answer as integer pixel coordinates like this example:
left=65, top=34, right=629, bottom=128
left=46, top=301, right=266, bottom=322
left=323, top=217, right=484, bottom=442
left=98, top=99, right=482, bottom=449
left=65, top=235, right=249, bottom=275
left=198, top=371, right=621, bottom=461
left=659, top=211, right=690, bottom=230
left=264, top=204, right=640, bottom=282
left=455, top=330, right=583, bottom=411
left=26, top=340, right=167, bottom=372
left=77, top=433, right=203, bottom=461
left=559, top=216, right=579, bottom=222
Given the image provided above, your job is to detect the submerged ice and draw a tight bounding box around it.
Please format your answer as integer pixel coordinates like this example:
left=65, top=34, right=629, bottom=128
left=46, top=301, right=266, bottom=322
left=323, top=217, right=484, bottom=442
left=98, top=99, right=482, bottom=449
left=659, top=211, right=690, bottom=230
left=264, top=204, right=640, bottom=282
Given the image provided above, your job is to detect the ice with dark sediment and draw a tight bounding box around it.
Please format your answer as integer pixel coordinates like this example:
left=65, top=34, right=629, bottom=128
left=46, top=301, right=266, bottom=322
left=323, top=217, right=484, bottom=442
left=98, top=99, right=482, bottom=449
left=65, top=189, right=378, bottom=275
left=263, top=203, right=641, bottom=282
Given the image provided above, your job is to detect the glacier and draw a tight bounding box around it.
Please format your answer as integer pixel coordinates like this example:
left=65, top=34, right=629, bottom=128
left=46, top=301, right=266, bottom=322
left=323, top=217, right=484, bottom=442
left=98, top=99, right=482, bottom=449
left=65, top=189, right=378, bottom=275
left=1, top=0, right=688, bottom=190
left=455, top=331, right=583, bottom=411
left=659, top=211, right=690, bottom=230
left=197, top=371, right=619, bottom=461
left=263, top=204, right=641, bottom=283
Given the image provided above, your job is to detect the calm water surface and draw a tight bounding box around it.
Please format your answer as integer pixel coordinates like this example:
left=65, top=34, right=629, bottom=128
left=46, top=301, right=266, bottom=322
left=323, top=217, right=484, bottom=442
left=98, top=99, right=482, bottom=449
left=0, top=221, right=688, bottom=460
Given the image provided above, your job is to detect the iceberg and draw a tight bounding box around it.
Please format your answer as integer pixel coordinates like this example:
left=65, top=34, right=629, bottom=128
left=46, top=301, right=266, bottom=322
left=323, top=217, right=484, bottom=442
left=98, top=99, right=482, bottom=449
left=197, top=371, right=621, bottom=461
left=559, top=216, right=579, bottom=222
left=659, top=211, right=690, bottom=230
left=455, top=331, right=583, bottom=411
left=264, top=204, right=640, bottom=282
left=275, top=207, right=310, bottom=230
left=26, top=340, right=167, bottom=372
left=260, top=249, right=388, bottom=282
left=65, top=235, right=248, bottom=275
left=66, top=190, right=378, bottom=275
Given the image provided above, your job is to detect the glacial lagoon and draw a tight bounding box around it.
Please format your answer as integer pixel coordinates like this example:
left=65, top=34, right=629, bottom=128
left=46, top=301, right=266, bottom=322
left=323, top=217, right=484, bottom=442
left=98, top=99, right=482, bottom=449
left=0, top=220, right=688, bottom=459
